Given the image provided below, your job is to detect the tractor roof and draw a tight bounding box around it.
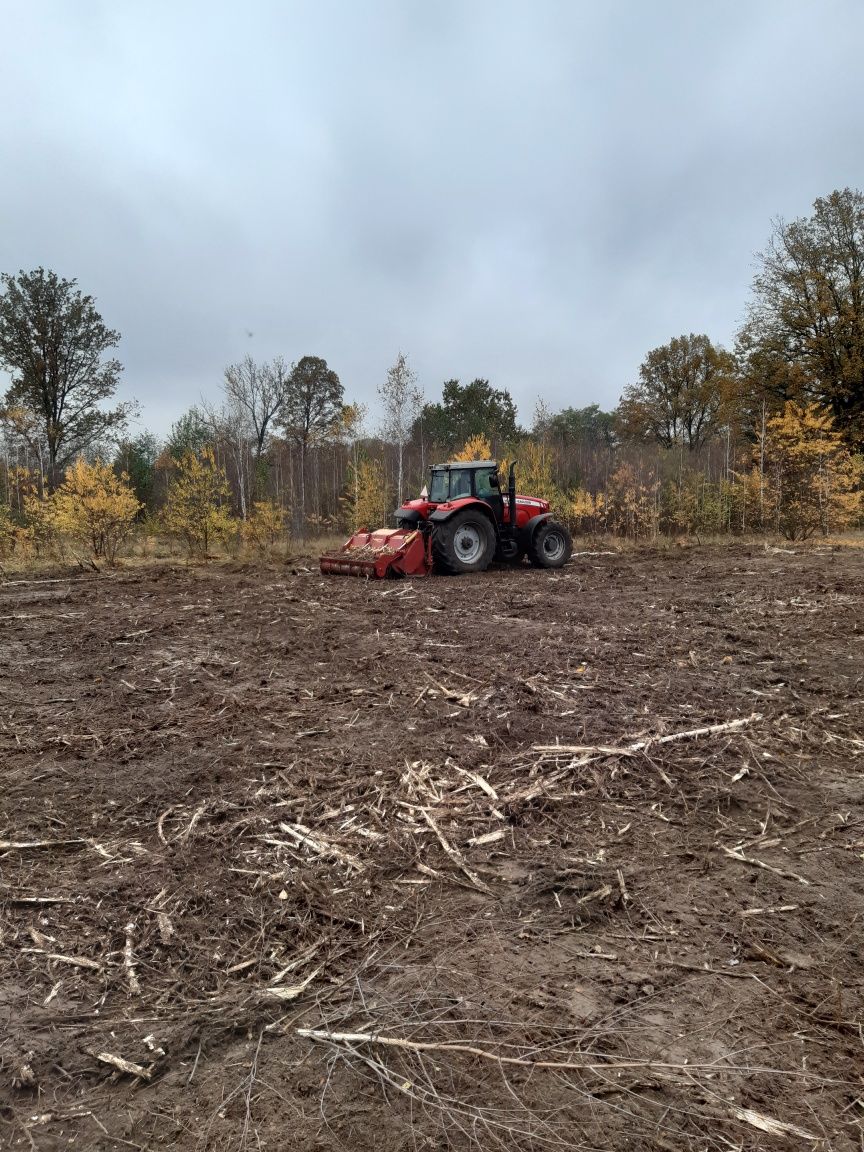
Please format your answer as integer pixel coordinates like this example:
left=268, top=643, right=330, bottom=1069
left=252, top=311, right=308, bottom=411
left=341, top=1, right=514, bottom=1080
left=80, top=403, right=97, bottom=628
left=431, top=460, right=498, bottom=470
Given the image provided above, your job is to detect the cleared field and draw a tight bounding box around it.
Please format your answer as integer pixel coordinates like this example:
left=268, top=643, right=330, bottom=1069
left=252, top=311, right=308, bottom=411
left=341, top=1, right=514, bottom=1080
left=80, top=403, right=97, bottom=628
left=1, top=545, right=863, bottom=1151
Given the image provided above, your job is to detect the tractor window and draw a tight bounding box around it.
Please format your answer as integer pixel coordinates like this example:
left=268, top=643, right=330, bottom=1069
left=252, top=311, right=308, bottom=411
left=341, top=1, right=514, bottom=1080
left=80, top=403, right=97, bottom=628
left=428, top=471, right=448, bottom=503
left=474, top=469, right=498, bottom=499
left=449, top=469, right=472, bottom=499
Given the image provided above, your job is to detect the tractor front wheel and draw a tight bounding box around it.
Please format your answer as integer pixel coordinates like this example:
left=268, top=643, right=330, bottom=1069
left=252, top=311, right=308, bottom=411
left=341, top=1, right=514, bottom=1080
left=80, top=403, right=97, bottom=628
left=432, top=510, right=495, bottom=574
left=527, top=520, right=573, bottom=569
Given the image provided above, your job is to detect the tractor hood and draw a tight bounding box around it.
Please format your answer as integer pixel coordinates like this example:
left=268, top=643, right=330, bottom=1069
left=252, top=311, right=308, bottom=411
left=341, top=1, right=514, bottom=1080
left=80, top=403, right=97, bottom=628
left=398, top=494, right=550, bottom=513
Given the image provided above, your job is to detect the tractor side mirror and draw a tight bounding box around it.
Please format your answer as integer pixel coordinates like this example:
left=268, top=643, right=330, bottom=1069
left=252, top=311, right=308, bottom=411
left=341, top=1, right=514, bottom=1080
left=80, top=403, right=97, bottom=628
left=489, top=474, right=500, bottom=488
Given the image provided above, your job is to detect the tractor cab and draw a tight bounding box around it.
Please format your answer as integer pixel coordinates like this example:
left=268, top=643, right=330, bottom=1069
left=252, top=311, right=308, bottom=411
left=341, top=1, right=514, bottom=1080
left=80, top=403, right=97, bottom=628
left=427, top=461, right=502, bottom=510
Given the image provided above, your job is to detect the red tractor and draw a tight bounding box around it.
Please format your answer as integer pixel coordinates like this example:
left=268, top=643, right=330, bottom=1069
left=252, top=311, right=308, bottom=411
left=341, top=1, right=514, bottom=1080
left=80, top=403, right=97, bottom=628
left=320, top=460, right=573, bottom=578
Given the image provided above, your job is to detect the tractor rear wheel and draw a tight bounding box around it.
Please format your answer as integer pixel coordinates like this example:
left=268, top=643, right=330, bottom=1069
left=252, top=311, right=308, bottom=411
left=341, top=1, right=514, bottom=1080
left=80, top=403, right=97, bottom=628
left=432, top=510, right=495, bottom=574
left=527, top=520, right=573, bottom=569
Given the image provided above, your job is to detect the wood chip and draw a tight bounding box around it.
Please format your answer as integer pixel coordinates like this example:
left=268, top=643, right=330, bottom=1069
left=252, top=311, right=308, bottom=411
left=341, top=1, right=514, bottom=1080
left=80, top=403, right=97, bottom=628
left=467, top=828, right=506, bottom=847
left=576, top=884, right=613, bottom=905
left=729, top=1105, right=818, bottom=1140
left=265, top=966, right=320, bottom=1000
left=93, top=1052, right=152, bottom=1079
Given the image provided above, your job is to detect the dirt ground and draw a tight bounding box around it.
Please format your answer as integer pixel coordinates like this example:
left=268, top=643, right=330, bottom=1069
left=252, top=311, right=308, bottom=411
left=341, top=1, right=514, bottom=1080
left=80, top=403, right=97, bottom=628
left=1, top=543, right=863, bottom=1151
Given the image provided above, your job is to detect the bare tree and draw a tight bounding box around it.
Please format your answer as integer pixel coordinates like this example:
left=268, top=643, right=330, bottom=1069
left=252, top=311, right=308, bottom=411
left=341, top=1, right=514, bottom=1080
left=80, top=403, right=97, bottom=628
left=378, top=351, right=422, bottom=504
left=223, top=355, right=290, bottom=462
left=200, top=394, right=252, bottom=518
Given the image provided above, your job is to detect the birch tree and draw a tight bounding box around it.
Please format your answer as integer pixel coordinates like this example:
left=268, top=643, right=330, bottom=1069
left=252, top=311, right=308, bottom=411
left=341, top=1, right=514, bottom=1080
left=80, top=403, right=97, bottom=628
left=378, top=351, right=422, bottom=504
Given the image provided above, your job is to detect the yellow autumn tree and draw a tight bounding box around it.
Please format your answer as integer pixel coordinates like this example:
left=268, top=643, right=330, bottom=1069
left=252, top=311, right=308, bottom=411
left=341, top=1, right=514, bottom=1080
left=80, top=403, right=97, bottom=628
left=47, top=458, right=142, bottom=564
left=163, top=448, right=232, bottom=558
left=343, top=455, right=388, bottom=532
left=0, top=503, right=14, bottom=558
left=761, top=402, right=862, bottom=540
left=567, top=487, right=605, bottom=535
left=452, top=434, right=493, bottom=462
left=604, top=464, right=660, bottom=539
left=9, top=467, right=52, bottom=558
left=241, top=501, right=287, bottom=557
left=512, top=439, right=563, bottom=507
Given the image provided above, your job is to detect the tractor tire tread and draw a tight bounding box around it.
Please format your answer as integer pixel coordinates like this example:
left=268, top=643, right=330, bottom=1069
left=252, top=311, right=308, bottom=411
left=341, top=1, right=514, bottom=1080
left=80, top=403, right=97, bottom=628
left=431, top=510, right=495, bottom=575
left=527, top=520, right=573, bottom=569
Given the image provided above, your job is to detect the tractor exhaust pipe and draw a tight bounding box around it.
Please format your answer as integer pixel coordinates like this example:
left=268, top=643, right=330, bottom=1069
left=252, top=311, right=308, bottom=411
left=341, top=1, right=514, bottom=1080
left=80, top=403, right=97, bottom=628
left=508, top=461, right=517, bottom=546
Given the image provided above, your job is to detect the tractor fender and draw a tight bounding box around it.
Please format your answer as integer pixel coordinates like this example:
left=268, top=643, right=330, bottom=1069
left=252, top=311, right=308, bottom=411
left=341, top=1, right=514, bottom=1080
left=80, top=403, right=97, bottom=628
left=517, top=512, right=552, bottom=549
left=393, top=508, right=421, bottom=526
left=428, top=498, right=496, bottom=527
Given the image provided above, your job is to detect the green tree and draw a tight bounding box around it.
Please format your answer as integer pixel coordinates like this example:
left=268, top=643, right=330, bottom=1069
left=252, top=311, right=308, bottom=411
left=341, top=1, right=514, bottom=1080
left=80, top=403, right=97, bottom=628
left=166, top=406, right=210, bottom=460
left=114, top=432, right=159, bottom=510
left=549, top=404, right=617, bottom=448
left=419, top=378, right=518, bottom=454
left=617, top=334, right=735, bottom=450
left=276, top=355, right=343, bottom=532
left=0, top=268, right=132, bottom=489
left=742, top=188, right=864, bottom=446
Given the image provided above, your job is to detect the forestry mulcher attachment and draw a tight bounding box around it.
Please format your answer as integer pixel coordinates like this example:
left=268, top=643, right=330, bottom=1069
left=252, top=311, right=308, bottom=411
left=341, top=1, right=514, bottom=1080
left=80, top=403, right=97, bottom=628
left=320, top=460, right=573, bottom=578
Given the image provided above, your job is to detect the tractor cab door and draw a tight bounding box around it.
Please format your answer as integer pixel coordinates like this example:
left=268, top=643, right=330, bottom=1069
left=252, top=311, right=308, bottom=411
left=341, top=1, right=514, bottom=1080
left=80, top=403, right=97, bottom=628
left=474, top=467, right=504, bottom=524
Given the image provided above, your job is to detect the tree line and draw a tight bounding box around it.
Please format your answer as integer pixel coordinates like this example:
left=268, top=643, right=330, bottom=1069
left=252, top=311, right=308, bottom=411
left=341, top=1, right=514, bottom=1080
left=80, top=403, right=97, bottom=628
left=1, top=187, right=862, bottom=561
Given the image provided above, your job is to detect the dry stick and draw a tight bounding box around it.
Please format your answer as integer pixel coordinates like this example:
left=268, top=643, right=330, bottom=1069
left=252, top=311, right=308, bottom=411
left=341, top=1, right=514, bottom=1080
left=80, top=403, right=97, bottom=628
left=421, top=810, right=491, bottom=894
left=730, top=1106, right=818, bottom=1141
left=505, top=759, right=590, bottom=806
left=640, top=750, right=675, bottom=789
left=180, top=802, right=207, bottom=843
left=240, top=1032, right=264, bottom=1152
left=0, top=839, right=87, bottom=851
left=21, top=948, right=101, bottom=972
left=187, top=1039, right=202, bottom=1085
left=576, top=884, right=613, bottom=905
left=532, top=713, right=763, bottom=758
left=124, top=922, right=141, bottom=994
left=156, top=806, right=174, bottom=846
left=507, top=714, right=763, bottom=807
left=270, top=942, right=323, bottom=985
left=272, top=822, right=365, bottom=872
left=739, top=905, right=799, bottom=917
left=5, top=896, right=71, bottom=905
left=616, top=869, right=630, bottom=905
left=92, top=1052, right=151, bottom=1080
left=156, top=911, right=174, bottom=943
left=451, top=765, right=498, bottom=801
left=719, top=846, right=810, bottom=886
left=265, top=966, right=320, bottom=1001
left=295, top=1028, right=825, bottom=1078
left=415, top=861, right=482, bottom=893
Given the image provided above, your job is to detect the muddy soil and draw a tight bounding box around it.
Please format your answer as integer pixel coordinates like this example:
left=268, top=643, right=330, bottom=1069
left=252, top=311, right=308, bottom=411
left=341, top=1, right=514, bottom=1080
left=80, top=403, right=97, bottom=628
left=1, top=544, right=863, bottom=1150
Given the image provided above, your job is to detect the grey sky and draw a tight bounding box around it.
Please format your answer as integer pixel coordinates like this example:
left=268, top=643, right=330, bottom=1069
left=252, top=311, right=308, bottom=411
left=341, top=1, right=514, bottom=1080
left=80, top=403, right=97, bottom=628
left=2, top=0, right=863, bottom=437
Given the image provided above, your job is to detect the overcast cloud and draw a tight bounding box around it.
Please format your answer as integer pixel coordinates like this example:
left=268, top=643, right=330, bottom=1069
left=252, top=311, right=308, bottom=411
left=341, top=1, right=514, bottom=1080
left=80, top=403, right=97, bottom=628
left=2, top=0, right=863, bottom=435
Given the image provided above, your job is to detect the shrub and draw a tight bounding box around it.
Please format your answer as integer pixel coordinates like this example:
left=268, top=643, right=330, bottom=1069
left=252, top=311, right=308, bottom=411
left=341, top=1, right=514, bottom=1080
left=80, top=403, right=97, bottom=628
left=48, top=458, right=141, bottom=564
left=242, top=501, right=287, bottom=557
